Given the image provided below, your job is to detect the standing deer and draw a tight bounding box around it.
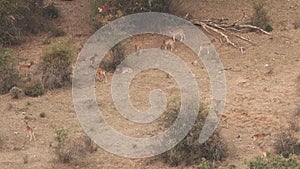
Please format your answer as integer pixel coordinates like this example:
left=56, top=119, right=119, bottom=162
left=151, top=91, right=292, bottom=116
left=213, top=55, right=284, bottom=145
left=96, top=68, right=107, bottom=83
left=19, top=61, right=34, bottom=77
left=162, top=38, right=175, bottom=51
left=25, top=121, right=36, bottom=141
left=169, top=29, right=185, bottom=42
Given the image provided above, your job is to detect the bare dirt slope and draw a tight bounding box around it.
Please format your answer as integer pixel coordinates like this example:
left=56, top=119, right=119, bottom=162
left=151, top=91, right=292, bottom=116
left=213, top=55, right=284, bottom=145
left=0, top=0, right=300, bottom=169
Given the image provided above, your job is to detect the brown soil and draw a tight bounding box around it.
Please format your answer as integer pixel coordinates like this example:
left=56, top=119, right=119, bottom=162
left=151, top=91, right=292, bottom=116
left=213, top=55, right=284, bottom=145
left=0, top=0, right=300, bottom=168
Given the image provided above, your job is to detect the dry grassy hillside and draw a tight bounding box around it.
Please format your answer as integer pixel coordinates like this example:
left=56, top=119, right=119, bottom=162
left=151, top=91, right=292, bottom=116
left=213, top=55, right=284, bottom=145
left=0, top=0, right=300, bottom=168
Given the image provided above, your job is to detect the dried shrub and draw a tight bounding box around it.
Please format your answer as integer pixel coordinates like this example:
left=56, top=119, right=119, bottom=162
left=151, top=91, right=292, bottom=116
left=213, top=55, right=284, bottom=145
left=39, top=41, right=74, bottom=89
left=100, top=42, right=126, bottom=72
left=273, top=131, right=300, bottom=158
left=159, top=103, right=227, bottom=167
left=251, top=2, right=272, bottom=32
left=0, top=0, right=48, bottom=45
left=0, top=47, right=20, bottom=94
left=55, top=129, right=96, bottom=163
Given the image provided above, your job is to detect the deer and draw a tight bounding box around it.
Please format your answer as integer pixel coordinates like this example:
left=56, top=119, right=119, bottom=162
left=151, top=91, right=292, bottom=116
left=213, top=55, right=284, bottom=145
left=98, top=4, right=115, bottom=14
left=96, top=68, right=107, bottom=83
left=116, top=66, right=133, bottom=74
left=220, top=114, right=229, bottom=128
left=169, top=29, right=185, bottom=42
left=19, top=61, right=34, bottom=77
left=134, top=41, right=143, bottom=55
left=162, top=38, right=175, bottom=51
left=25, top=121, right=36, bottom=141
left=251, top=132, right=271, bottom=141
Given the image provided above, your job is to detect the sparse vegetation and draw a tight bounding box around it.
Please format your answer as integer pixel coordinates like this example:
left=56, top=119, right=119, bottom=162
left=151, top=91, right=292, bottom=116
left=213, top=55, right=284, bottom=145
left=50, top=27, right=66, bottom=37
left=0, top=47, right=20, bottom=94
left=289, top=120, right=299, bottom=132
left=159, top=103, right=227, bottom=167
left=39, top=41, right=75, bottom=89
left=245, top=154, right=300, bottom=169
left=273, top=130, right=300, bottom=158
left=24, top=80, right=44, bottom=97
left=251, top=2, right=273, bottom=32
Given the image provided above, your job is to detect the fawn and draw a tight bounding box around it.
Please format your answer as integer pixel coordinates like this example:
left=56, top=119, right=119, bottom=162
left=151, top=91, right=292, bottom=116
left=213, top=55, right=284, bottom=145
left=25, top=121, right=36, bottom=141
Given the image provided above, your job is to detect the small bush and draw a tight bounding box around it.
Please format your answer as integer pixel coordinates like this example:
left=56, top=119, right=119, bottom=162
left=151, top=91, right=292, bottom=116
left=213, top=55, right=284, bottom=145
left=42, top=3, right=59, bottom=19
left=273, top=130, right=300, bottom=158
left=289, top=120, right=299, bottom=132
left=160, top=104, right=227, bottom=167
left=251, top=2, right=272, bottom=32
left=24, top=80, right=44, bottom=97
left=39, top=112, right=46, bottom=118
left=23, top=154, right=29, bottom=164
left=0, top=47, right=20, bottom=94
left=293, top=19, right=300, bottom=29
left=55, top=129, right=95, bottom=163
left=39, top=41, right=74, bottom=89
left=9, top=86, right=23, bottom=99
left=50, top=27, right=66, bottom=37
left=245, top=154, right=300, bottom=169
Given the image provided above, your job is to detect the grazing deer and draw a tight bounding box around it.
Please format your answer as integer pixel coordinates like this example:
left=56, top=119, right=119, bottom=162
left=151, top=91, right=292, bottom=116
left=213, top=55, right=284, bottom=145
left=198, top=43, right=211, bottom=57
left=162, top=38, right=175, bottom=51
left=116, top=66, right=133, bottom=74
left=19, top=61, right=34, bottom=77
left=169, top=29, right=185, bottom=42
left=25, top=121, right=36, bottom=141
left=251, top=132, right=271, bottom=141
left=96, top=68, right=107, bottom=83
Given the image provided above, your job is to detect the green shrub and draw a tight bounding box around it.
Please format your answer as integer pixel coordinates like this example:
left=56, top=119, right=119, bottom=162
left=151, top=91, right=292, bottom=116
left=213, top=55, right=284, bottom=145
left=245, top=154, right=300, bottom=169
left=42, top=3, right=59, bottom=19
left=251, top=2, right=272, bottom=32
left=9, top=86, right=23, bottom=99
left=159, top=103, right=227, bottom=167
left=24, top=80, right=44, bottom=97
left=39, top=41, right=74, bottom=89
left=0, top=47, right=20, bottom=94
